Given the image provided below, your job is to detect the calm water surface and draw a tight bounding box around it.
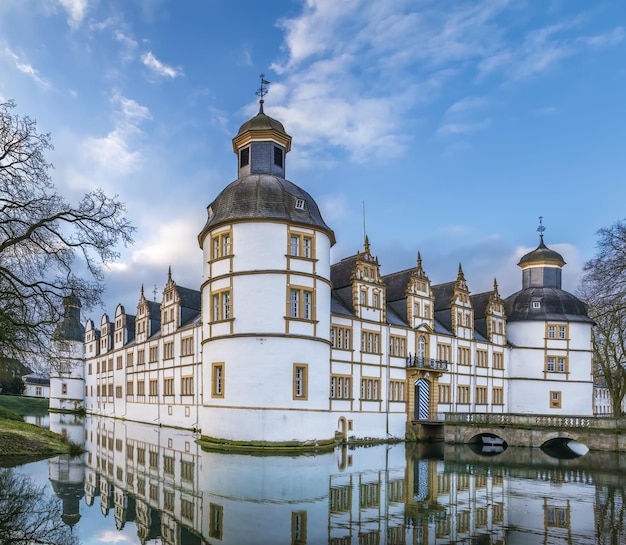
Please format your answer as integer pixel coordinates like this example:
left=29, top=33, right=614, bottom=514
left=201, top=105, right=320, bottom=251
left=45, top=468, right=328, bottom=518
left=3, top=415, right=625, bottom=545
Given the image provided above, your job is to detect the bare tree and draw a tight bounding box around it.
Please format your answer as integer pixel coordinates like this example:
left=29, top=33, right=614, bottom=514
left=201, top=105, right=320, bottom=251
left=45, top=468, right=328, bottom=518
left=579, top=220, right=626, bottom=416
left=0, top=468, right=78, bottom=545
left=0, top=100, right=134, bottom=367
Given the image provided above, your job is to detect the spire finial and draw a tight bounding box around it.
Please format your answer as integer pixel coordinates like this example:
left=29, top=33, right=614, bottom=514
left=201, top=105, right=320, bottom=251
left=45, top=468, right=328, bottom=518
left=537, top=216, right=546, bottom=244
left=256, top=73, right=270, bottom=114
left=417, top=251, right=422, bottom=268
left=168, top=265, right=172, bottom=281
left=364, top=234, right=370, bottom=253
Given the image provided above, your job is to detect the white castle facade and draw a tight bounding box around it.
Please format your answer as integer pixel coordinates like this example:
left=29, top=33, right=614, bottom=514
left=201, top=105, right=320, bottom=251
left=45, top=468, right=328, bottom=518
left=50, top=103, right=595, bottom=446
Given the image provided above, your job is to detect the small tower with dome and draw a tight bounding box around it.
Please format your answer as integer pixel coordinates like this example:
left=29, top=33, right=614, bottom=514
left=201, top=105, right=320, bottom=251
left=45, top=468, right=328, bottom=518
left=197, top=77, right=336, bottom=444
left=50, top=293, right=86, bottom=412
left=504, top=220, right=594, bottom=415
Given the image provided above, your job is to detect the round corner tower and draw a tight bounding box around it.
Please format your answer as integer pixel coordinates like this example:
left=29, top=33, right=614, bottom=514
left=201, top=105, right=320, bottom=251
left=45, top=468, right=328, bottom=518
left=197, top=101, right=336, bottom=444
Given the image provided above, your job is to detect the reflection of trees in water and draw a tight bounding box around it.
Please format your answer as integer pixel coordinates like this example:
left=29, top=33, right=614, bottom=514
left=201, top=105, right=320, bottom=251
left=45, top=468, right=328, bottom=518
left=0, top=468, right=77, bottom=545
left=596, top=485, right=626, bottom=545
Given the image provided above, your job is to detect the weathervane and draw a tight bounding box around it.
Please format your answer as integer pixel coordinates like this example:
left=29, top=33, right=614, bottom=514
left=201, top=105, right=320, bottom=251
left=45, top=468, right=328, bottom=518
left=256, top=73, right=270, bottom=113
left=537, top=216, right=546, bottom=242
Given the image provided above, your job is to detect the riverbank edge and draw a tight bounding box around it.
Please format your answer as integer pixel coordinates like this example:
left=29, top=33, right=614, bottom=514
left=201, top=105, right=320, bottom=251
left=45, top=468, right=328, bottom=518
left=0, top=417, right=80, bottom=459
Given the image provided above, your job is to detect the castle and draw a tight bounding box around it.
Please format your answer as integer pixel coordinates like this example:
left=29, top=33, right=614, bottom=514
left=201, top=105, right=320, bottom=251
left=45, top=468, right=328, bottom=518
left=49, top=99, right=594, bottom=445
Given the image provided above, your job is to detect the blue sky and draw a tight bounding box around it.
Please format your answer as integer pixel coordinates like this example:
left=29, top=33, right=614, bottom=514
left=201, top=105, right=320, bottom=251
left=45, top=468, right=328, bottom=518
left=1, top=0, right=625, bottom=313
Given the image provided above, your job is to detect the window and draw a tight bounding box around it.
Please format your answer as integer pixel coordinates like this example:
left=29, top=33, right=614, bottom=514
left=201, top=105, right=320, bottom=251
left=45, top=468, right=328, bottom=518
left=389, top=335, right=406, bottom=357
left=493, top=386, right=504, bottom=405
left=212, top=290, right=232, bottom=321
left=360, top=482, right=380, bottom=508
left=476, top=350, right=488, bottom=368
left=546, top=356, right=568, bottom=373
left=164, top=342, right=174, bottom=360
left=548, top=325, right=556, bottom=339
left=360, top=378, right=380, bottom=400
left=149, top=379, right=158, bottom=396
left=137, top=448, right=146, bottom=465
left=240, top=146, right=249, bottom=167
left=547, top=323, right=568, bottom=339
left=181, top=376, right=194, bottom=396
left=330, top=326, right=352, bottom=350
left=330, top=375, right=352, bottom=399
left=126, top=381, right=133, bottom=397
left=163, top=490, right=174, bottom=511
left=209, top=504, right=223, bottom=540
left=164, top=378, right=174, bottom=396
left=115, top=386, right=122, bottom=398
left=437, top=343, right=451, bottom=363
left=211, top=231, right=232, bottom=260
left=458, top=346, right=471, bottom=366
left=181, top=499, right=194, bottom=522
left=137, top=380, right=145, bottom=396
left=475, top=386, right=488, bottom=405
left=559, top=326, right=567, bottom=339
left=389, top=380, right=405, bottom=401
left=149, top=449, right=159, bottom=468
left=372, top=292, right=379, bottom=308
left=359, top=289, right=367, bottom=306
left=532, top=300, right=541, bottom=309
left=274, top=146, right=283, bottom=167
left=164, top=455, right=175, bottom=475
left=294, top=198, right=305, bottom=210
left=457, top=385, right=470, bottom=404
left=289, top=288, right=313, bottom=320
left=116, top=356, right=123, bottom=369
left=61, top=383, right=68, bottom=395
left=293, top=364, right=308, bottom=399
left=181, top=460, right=194, bottom=481
left=361, top=331, right=380, bottom=354
left=329, top=486, right=351, bottom=513
left=127, top=351, right=134, bottom=367
left=493, top=352, right=504, bottom=370
left=212, top=363, right=224, bottom=398
left=291, top=511, right=307, bottom=545
left=550, top=390, right=562, bottom=408
left=149, top=346, right=158, bottom=362
left=289, top=232, right=314, bottom=258
left=438, top=384, right=451, bottom=403
left=181, top=337, right=194, bottom=356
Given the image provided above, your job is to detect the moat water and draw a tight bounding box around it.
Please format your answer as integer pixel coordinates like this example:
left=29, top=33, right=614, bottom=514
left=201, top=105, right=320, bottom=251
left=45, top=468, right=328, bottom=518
left=2, top=415, right=625, bottom=545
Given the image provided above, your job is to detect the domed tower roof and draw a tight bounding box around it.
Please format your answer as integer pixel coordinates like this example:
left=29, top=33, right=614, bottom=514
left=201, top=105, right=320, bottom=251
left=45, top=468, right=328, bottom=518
left=504, top=221, right=591, bottom=323
left=199, top=79, right=335, bottom=246
left=517, top=235, right=565, bottom=268
left=52, top=293, right=85, bottom=342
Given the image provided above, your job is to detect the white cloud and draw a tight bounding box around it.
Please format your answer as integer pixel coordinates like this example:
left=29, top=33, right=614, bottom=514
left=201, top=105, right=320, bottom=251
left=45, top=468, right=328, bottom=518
left=113, top=30, right=138, bottom=61
left=141, top=51, right=183, bottom=79
left=4, top=47, right=51, bottom=89
left=58, top=0, right=88, bottom=29
left=436, top=119, right=491, bottom=137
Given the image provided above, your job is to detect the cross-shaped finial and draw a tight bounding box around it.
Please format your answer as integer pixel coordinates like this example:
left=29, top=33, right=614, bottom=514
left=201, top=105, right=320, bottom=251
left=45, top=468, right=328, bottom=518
left=537, top=216, right=546, bottom=243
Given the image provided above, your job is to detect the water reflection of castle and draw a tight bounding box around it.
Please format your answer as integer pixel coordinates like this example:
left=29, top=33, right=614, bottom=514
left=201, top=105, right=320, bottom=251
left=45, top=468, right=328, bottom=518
left=46, top=415, right=624, bottom=544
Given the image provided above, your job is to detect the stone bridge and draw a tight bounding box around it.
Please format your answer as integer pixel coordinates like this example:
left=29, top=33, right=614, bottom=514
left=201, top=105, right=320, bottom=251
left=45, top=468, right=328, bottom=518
left=442, top=413, right=626, bottom=452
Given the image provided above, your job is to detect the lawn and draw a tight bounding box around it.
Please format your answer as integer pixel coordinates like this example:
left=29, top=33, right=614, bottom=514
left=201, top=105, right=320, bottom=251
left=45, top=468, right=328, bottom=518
left=0, top=394, right=49, bottom=416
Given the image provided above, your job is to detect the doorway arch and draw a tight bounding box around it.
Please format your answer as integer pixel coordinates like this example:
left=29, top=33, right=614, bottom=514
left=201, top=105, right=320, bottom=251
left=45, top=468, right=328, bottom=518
left=414, top=378, right=430, bottom=420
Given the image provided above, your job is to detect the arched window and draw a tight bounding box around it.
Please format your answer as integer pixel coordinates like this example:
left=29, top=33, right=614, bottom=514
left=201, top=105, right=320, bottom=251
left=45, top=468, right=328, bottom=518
left=418, top=335, right=426, bottom=360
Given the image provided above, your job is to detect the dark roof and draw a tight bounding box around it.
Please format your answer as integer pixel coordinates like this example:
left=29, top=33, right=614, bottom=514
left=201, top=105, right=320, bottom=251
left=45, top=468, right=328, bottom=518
left=178, top=286, right=201, bottom=310
left=383, top=269, right=412, bottom=302
left=23, top=373, right=50, bottom=386
left=518, top=236, right=565, bottom=267
left=331, top=255, right=357, bottom=289
left=504, top=287, right=593, bottom=323
left=199, top=175, right=335, bottom=244
left=432, top=282, right=455, bottom=311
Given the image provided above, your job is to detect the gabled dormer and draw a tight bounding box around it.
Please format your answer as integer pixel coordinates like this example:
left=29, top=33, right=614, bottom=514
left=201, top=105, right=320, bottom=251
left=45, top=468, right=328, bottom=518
left=135, top=286, right=161, bottom=344
left=351, top=237, right=386, bottom=322
left=85, top=319, right=100, bottom=357
left=161, top=267, right=179, bottom=336
left=406, top=252, right=434, bottom=330
left=113, top=304, right=135, bottom=349
left=99, top=314, right=112, bottom=353
left=485, top=279, right=506, bottom=344
left=451, top=264, right=474, bottom=340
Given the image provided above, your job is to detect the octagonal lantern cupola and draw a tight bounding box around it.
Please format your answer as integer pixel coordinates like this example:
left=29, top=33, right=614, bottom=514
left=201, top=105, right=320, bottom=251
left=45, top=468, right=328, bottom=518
left=517, top=224, right=565, bottom=289
left=232, top=97, right=292, bottom=179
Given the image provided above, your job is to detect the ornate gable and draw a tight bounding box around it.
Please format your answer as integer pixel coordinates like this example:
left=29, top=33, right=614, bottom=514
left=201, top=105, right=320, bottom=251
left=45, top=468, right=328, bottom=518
left=406, top=252, right=434, bottom=329
left=351, top=237, right=386, bottom=322
left=485, top=279, right=506, bottom=343
left=451, top=264, right=474, bottom=339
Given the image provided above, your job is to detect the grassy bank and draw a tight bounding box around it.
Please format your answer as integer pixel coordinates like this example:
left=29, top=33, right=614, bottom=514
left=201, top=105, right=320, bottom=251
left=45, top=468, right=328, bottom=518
left=0, top=396, right=81, bottom=459
left=0, top=394, right=49, bottom=416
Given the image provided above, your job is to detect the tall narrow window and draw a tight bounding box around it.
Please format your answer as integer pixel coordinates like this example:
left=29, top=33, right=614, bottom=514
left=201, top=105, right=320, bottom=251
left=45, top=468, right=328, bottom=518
left=212, top=290, right=232, bottom=321
left=289, top=288, right=314, bottom=320
left=274, top=146, right=283, bottom=167
left=240, top=147, right=249, bottom=167
left=293, top=364, right=308, bottom=400
left=212, top=363, right=224, bottom=398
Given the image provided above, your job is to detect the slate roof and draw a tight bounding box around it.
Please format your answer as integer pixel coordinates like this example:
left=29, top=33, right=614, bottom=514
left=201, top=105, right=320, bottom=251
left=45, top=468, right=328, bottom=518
left=432, top=282, right=455, bottom=311
left=518, top=236, right=565, bottom=266
left=199, top=175, right=335, bottom=244
left=383, top=269, right=413, bottom=302
left=470, top=291, right=492, bottom=340
left=236, top=111, right=288, bottom=137
left=504, top=287, right=593, bottom=323
left=330, top=255, right=358, bottom=289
